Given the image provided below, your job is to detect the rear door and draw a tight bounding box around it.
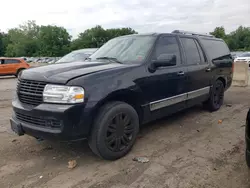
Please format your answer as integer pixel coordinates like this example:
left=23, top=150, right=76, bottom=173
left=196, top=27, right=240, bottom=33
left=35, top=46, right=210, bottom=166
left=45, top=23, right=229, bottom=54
left=3, top=59, right=21, bottom=74
left=180, top=37, right=212, bottom=105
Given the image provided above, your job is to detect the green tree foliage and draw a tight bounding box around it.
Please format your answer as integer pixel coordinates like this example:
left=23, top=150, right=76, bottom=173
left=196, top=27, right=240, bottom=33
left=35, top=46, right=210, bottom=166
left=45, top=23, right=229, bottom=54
left=37, top=25, right=71, bottom=56
left=210, top=26, right=250, bottom=51
left=210, top=26, right=227, bottom=39
left=0, top=32, right=9, bottom=56
left=71, top=25, right=137, bottom=50
left=5, top=21, right=39, bottom=57
left=1, top=21, right=250, bottom=57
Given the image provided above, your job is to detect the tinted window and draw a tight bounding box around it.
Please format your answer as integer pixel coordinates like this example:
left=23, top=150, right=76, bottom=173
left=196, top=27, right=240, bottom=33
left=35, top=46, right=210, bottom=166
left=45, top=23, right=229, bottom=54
left=195, top=40, right=206, bottom=63
left=153, top=36, right=181, bottom=64
left=4, top=59, right=20, bottom=64
left=181, top=38, right=201, bottom=65
left=200, top=38, right=230, bottom=60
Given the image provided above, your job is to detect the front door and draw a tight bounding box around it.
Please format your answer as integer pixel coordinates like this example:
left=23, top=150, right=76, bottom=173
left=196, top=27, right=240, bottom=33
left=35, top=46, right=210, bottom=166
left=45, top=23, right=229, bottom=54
left=179, top=37, right=212, bottom=106
left=139, top=35, right=188, bottom=121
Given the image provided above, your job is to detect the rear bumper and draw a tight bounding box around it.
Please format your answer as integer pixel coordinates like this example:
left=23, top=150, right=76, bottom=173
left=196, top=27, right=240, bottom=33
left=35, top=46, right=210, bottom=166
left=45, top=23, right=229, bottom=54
left=11, top=99, right=93, bottom=141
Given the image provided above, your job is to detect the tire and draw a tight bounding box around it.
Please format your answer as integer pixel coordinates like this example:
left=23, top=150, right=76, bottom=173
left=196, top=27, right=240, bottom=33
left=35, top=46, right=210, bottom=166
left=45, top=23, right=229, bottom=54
left=203, top=80, right=224, bottom=112
left=88, top=101, right=139, bottom=160
left=15, top=69, right=24, bottom=77
left=246, top=149, right=250, bottom=168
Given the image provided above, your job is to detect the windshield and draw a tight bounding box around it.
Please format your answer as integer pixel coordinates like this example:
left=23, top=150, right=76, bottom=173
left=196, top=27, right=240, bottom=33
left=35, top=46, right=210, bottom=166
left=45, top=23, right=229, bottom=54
left=56, top=50, right=96, bottom=63
left=89, top=36, right=156, bottom=63
left=239, top=53, right=250, bottom=57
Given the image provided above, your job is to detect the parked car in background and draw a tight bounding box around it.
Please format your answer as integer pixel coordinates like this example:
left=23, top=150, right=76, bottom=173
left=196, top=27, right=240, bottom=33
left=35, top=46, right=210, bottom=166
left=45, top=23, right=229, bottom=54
left=0, top=58, right=30, bottom=77
left=234, top=52, right=250, bottom=65
left=55, top=48, right=98, bottom=63
left=10, top=31, right=233, bottom=160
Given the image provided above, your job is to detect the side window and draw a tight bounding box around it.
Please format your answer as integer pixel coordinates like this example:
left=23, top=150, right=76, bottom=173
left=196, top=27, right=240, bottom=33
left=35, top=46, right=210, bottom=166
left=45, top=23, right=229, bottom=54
left=181, top=38, right=201, bottom=65
left=195, top=40, right=206, bottom=63
left=200, top=38, right=230, bottom=60
left=153, top=36, right=181, bottom=65
left=4, top=59, right=20, bottom=64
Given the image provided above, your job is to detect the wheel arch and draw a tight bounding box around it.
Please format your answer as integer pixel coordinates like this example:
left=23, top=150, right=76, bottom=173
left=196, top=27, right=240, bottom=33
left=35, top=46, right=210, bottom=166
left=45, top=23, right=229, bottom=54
left=217, top=77, right=226, bottom=88
left=91, top=89, right=144, bottom=125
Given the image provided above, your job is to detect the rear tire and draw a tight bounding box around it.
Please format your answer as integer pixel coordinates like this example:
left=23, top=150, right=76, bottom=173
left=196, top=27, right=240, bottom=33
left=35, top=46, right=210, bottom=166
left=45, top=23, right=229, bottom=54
left=203, top=80, right=224, bottom=111
left=88, top=101, right=139, bottom=160
left=246, top=149, right=250, bottom=168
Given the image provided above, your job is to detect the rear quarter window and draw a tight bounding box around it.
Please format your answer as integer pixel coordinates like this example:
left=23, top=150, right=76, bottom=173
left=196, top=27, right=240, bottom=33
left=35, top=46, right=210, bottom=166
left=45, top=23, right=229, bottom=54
left=200, top=38, right=230, bottom=60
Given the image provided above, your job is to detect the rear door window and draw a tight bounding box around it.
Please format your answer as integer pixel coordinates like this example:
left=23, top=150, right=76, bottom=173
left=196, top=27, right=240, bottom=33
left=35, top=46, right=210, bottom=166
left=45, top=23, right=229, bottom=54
left=180, top=38, right=201, bottom=65
left=4, top=59, right=21, bottom=64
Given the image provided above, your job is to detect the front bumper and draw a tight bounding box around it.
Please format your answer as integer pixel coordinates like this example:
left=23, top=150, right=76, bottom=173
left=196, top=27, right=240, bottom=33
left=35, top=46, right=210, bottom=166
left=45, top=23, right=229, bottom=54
left=11, top=99, right=91, bottom=141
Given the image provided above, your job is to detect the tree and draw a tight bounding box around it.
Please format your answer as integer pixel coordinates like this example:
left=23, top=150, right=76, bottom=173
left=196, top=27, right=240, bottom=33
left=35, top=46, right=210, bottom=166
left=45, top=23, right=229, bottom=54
left=0, top=32, right=9, bottom=56
left=210, top=27, right=226, bottom=39
left=5, top=21, right=39, bottom=57
left=71, top=26, right=137, bottom=50
left=37, top=25, right=71, bottom=56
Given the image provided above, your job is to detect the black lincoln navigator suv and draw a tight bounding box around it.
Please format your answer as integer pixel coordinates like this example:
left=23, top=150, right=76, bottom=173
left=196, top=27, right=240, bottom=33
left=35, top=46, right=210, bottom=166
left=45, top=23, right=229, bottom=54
left=10, top=30, right=233, bottom=160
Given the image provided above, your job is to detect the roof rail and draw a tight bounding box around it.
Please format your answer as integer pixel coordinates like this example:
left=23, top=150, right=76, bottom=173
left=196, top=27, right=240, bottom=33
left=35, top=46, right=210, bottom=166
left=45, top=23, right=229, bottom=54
left=172, top=30, right=215, bottom=38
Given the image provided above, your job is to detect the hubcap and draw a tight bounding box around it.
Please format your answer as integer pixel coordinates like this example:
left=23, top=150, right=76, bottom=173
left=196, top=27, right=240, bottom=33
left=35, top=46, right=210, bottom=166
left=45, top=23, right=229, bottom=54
left=105, top=113, right=134, bottom=152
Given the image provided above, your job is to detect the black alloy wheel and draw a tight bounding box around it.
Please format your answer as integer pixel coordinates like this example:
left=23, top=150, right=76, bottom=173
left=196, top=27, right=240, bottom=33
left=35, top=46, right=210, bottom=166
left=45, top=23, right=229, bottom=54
left=88, top=101, right=139, bottom=160
left=105, top=113, right=134, bottom=152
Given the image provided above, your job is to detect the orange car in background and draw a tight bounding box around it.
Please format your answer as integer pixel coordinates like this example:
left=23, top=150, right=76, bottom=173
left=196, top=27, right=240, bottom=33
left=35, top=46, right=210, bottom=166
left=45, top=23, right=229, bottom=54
left=0, top=58, right=30, bottom=77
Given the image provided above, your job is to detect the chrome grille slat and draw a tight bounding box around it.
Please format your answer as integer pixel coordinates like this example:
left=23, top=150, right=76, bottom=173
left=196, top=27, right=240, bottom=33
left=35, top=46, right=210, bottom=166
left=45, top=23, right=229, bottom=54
left=17, top=79, right=46, bottom=106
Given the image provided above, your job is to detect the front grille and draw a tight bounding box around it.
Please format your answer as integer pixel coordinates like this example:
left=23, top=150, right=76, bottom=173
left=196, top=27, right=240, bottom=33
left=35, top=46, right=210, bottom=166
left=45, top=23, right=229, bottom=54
left=15, top=112, right=62, bottom=129
left=17, top=79, right=46, bottom=106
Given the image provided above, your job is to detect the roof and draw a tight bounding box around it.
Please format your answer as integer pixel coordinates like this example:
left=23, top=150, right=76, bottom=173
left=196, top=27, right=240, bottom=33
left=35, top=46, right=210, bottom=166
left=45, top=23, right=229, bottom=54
left=117, top=30, right=218, bottom=39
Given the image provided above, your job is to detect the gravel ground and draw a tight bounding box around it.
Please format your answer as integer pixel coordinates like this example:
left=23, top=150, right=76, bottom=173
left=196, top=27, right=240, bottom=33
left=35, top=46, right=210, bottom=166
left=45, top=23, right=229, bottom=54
left=0, top=76, right=250, bottom=188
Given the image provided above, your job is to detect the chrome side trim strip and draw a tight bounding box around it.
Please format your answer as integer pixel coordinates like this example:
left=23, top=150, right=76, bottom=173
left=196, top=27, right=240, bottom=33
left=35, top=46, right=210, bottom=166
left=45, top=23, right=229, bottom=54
left=187, top=86, right=210, bottom=100
left=150, top=93, right=187, bottom=111
left=149, top=86, right=211, bottom=111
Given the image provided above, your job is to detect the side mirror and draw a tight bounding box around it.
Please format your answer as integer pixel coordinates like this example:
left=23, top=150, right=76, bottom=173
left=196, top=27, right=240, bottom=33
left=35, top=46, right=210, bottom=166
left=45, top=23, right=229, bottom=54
left=149, top=54, right=176, bottom=72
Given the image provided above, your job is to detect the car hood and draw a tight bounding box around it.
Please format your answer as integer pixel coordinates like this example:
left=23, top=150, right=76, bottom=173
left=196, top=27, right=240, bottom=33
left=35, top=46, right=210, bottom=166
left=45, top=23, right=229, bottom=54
left=21, top=61, right=132, bottom=84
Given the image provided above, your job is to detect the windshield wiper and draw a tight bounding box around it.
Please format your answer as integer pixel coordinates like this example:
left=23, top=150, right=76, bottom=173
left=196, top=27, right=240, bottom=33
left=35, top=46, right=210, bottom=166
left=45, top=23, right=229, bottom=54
left=96, top=57, right=122, bottom=64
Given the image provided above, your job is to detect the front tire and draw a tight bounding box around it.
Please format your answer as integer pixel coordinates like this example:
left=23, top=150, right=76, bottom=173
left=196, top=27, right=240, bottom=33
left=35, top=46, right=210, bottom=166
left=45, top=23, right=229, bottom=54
left=203, top=80, right=225, bottom=111
left=88, top=101, right=139, bottom=160
left=15, top=69, right=24, bottom=77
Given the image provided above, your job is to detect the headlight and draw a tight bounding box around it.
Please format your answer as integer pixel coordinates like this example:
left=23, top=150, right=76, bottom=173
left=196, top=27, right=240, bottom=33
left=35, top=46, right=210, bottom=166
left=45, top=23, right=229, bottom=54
left=43, top=84, right=84, bottom=104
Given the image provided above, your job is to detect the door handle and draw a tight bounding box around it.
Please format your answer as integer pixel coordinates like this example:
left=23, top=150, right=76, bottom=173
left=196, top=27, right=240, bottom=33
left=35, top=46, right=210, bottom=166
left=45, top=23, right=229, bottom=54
left=206, top=68, right=211, bottom=72
left=177, top=71, right=185, bottom=76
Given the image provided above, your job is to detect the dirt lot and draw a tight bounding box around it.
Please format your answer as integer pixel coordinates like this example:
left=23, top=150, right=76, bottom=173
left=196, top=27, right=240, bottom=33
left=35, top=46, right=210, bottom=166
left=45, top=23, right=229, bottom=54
left=0, top=77, right=250, bottom=188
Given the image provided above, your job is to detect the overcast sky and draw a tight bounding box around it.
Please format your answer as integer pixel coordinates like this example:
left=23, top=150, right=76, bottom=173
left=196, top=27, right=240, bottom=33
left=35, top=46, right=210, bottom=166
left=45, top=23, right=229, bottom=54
left=1, top=0, right=249, bottom=37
